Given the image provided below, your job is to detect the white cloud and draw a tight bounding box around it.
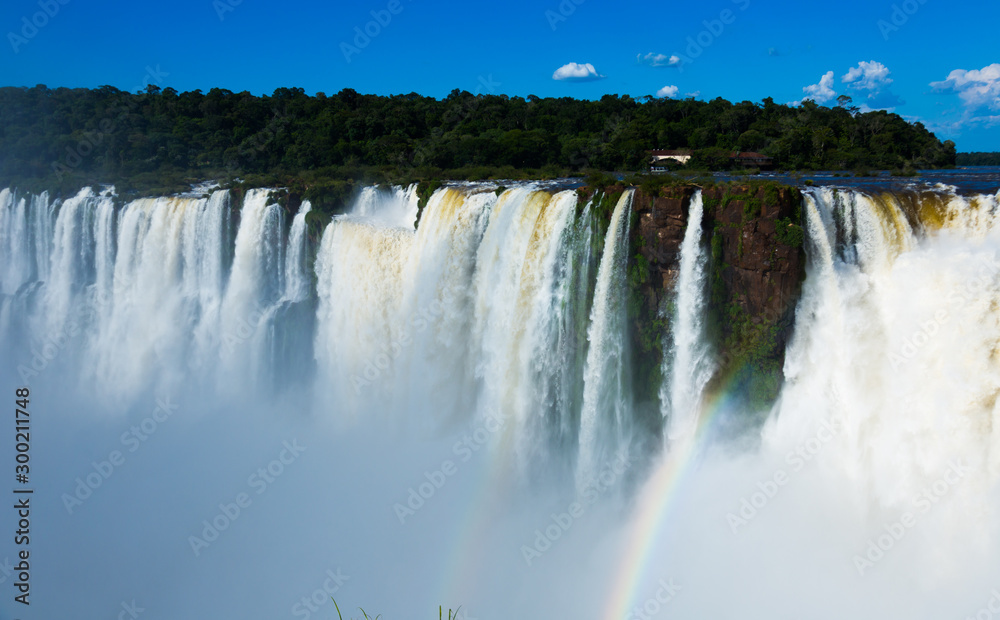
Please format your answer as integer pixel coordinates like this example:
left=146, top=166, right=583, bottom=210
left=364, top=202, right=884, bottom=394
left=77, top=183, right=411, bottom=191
left=842, top=60, right=893, bottom=92
left=656, top=85, right=679, bottom=98
left=796, top=61, right=900, bottom=108
left=931, top=63, right=1000, bottom=112
left=637, top=52, right=681, bottom=68
left=916, top=113, right=1000, bottom=140
left=801, top=70, right=836, bottom=103
left=552, top=62, right=605, bottom=82
left=838, top=61, right=904, bottom=110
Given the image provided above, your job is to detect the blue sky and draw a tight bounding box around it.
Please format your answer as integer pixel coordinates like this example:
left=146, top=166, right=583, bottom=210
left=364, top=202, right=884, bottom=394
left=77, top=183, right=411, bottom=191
left=1, top=0, right=999, bottom=150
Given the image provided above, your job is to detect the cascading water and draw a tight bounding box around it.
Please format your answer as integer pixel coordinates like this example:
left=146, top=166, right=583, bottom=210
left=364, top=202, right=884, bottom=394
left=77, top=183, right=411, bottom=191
left=45, top=187, right=112, bottom=334
left=5, top=180, right=1000, bottom=619
left=471, top=188, right=582, bottom=476
left=314, top=207, right=417, bottom=416
left=351, top=183, right=420, bottom=229
left=94, top=191, right=237, bottom=398
left=284, top=200, right=313, bottom=302
left=662, top=190, right=714, bottom=440
left=576, top=190, right=635, bottom=493
left=0, top=188, right=29, bottom=295
left=767, top=186, right=1000, bottom=510
left=312, top=183, right=620, bottom=466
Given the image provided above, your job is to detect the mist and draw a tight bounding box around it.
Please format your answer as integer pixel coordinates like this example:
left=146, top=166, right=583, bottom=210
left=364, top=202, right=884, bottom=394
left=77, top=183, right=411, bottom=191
left=2, top=183, right=1000, bottom=620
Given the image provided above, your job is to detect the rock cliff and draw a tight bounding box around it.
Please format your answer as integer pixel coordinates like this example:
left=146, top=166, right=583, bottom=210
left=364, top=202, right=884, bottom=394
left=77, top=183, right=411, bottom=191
left=626, top=181, right=806, bottom=422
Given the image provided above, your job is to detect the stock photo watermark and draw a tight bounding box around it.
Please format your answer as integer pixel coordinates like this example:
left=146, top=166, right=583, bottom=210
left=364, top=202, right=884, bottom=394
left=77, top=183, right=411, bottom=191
left=7, top=0, right=70, bottom=53
left=350, top=284, right=513, bottom=394
left=15, top=288, right=114, bottom=384
left=567, top=113, right=625, bottom=170
left=234, top=112, right=288, bottom=163
left=410, top=74, right=501, bottom=167
left=350, top=291, right=456, bottom=394
left=340, top=0, right=413, bottom=63
left=624, top=578, right=682, bottom=620
left=877, top=0, right=929, bottom=40
left=61, top=395, right=180, bottom=515
left=221, top=301, right=271, bottom=355
left=964, top=587, right=1000, bottom=620
left=0, top=557, right=15, bottom=585
left=52, top=64, right=169, bottom=181
left=671, top=0, right=751, bottom=71
left=544, top=0, right=585, bottom=31
left=727, top=412, right=844, bottom=534
left=521, top=453, right=632, bottom=566
left=113, top=600, right=144, bottom=620
left=213, top=0, right=243, bottom=21
left=889, top=252, right=1000, bottom=370
left=851, top=459, right=970, bottom=576
left=393, top=409, right=505, bottom=524
left=188, top=439, right=306, bottom=556
left=291, top=567, right=350, bottom=619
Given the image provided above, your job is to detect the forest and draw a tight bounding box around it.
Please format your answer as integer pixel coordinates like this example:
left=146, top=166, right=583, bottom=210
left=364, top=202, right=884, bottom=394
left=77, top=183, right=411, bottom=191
left=956, top=152, right=1000, bottom=166
left=0, top=84, right=959, bottom=201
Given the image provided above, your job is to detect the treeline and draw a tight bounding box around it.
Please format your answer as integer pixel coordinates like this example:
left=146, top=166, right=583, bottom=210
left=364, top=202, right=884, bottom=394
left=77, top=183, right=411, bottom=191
left=0, top=84, right=955, bottom=197
left=956, top=152, right=1000, bottom=166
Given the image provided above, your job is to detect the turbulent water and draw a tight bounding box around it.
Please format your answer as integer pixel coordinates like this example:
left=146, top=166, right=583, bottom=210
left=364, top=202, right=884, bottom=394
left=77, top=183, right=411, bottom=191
left=2, top=181, right=1000, bottom=619
left=662, top=190, right=714, bottom=440
left=768, top=187, right=1000, bottom=510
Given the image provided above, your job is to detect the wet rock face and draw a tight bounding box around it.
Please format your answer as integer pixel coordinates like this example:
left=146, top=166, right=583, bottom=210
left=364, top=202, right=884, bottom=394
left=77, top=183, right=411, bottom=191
left=632, top=187, right=695, bottom=315
left=627, top=182, right=806, bottom=409
left=631, top=183, right=804, bottom=327
left=632, top=186, right=805, bottom=324
left=701, top=184, right=804, bottom=323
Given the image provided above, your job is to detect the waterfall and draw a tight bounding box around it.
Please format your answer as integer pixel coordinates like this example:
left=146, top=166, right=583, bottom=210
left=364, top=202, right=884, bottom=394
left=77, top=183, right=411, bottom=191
left=222, top=189, right=284, bottom=322
left=85, top=193, right=232, bottom=399
left=7, top=180, right=1000, bottom=498
left=312, top=184, right=589, bottom=450
left=45, top=188, right=108, bottom=332
left=556, top=199, right=598, bottom=452
left=8, top=179, right=1000, bottom=620
left=471, top=188, right=581, bottom=475
left=93, top=195, right=116, bottom=317
left=576, top=190, right=635, bottom=493
left=351, top=184, right=420, bottom=229
left=284, top=200, right=313, bottom=302
left=766, top=186, right=1000, bottom=511
left=307, top=183, right=636, bottom=480
left=0, top=189, right=30, bottom=295
left=314, top=213, right=416, bottom=415
left=662, top=190, right=714, bottom=439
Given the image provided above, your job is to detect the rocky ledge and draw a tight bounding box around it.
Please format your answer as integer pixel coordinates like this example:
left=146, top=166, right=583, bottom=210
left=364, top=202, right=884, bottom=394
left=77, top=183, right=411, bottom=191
left=626, top=181, right=806, bottom=424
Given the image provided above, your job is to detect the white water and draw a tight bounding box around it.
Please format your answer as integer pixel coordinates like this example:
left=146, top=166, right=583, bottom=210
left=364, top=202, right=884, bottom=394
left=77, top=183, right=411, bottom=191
left=284, top=200, right=312, bottom=302
left=767, top=187, right=1000, bottom=510
left=577, top=190, right=634, bottom=493
left=313, top=184, right=607, bottom=461
left=471, top=188, right=581, bottom=476
left=45, top=188, right=111, bottom=333
left=352, top=183, right=420, bottom=229
left=3, top=182, right=1000, bottom=619
left=613, top=185, right=1000, bottom=620
left=663, top=190, right=714, bottom=439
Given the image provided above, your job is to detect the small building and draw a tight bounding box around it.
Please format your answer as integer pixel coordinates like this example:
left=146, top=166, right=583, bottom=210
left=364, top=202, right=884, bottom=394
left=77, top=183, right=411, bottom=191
left=729, top=151, right=774, bottom=169
left=651, top=149, right=693, bottom=165
left=649, top=149, right=775, bottom=171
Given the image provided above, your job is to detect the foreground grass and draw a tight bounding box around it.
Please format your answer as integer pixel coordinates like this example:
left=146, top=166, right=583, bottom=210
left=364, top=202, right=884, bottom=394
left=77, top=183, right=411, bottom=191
left=332, top=599, right=464, bottom=620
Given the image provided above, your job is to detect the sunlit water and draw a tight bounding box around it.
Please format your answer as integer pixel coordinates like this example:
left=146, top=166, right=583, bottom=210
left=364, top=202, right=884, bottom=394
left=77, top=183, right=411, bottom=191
left=1, top=182, right=1000, bottom=619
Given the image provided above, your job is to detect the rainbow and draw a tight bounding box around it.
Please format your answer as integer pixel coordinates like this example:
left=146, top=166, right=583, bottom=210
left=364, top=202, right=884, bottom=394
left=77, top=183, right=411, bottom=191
left=600, top=383, right=743, bottom=620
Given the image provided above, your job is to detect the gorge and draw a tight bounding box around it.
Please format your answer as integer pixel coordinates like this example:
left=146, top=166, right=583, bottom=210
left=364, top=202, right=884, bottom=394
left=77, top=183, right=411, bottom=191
left=2, top=179, right=999, bottom=619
